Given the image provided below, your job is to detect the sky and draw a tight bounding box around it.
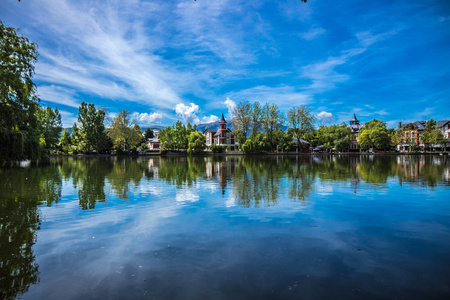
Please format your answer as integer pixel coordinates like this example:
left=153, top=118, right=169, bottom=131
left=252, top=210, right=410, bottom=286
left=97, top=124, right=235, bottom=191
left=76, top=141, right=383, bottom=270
left=1, top=0, right=449, bottom=128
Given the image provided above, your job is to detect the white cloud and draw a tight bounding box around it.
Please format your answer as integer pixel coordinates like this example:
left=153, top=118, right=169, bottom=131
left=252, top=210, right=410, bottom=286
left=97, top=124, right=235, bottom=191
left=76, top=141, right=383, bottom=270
left=317, top=111, right=335, bottom=125
left=175, top=103, right=200, bottom=123
left=58, top=110, right=78, bottom=128
left=29, top=0, right=182, bottom=110
left=201, top=115, right=219, bottom=124
left=131, top=112, right=164, bottom=125
left=299, top=27, right=325, bottom=40
left=223, top=97, right=236, bottom=118
left=38, top=85, right=80, bottom=108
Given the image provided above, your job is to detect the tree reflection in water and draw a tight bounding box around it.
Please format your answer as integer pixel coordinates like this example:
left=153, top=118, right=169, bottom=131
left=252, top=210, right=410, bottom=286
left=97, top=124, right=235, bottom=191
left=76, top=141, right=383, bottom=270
left=0, top=155, right=449, bottom=298
left=0, top=164, right=61, bottom=300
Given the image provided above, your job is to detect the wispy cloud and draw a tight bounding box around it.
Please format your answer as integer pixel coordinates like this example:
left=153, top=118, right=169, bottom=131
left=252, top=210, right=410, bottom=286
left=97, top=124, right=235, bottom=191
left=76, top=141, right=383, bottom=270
left=299, top=27, right=325, bottom=40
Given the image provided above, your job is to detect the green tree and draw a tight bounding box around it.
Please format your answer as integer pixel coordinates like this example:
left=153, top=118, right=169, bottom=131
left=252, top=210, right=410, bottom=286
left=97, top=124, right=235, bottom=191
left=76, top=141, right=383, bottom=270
left=251, top=101, right=263, bottom=134
left=187, top=131, right=206, bottom=155
left=233, top=129, right=246, bottom=150
left=36, top=106, right=62, bottom=152
left=0, top=21, right=43, bottom=160
left=108, top=109, right=142, bottom=151
left=71, top=123, right=83, bottom=152
left=144, top=127, right=154, bottom=139
left=59, top=128, right=71, bottom=154
left=262, top=103, right=283, bottom=151
left=287, top=105, right=316, bottom=150
left=242, top=132, right=269, bottom=154
left=76, top=102, right=107, bottom=152
left=232, top=100, right=252, bottom=139
left=159, top=125, right=176, bottom=150
left=358, top=119, right=392, bottom=150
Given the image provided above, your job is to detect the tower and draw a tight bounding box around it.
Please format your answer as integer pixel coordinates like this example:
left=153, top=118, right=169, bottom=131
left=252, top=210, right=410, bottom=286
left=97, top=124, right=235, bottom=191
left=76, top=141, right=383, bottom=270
left=219, top=113, right=227, bottom=145
left=350, top=113, right=359, bottom=126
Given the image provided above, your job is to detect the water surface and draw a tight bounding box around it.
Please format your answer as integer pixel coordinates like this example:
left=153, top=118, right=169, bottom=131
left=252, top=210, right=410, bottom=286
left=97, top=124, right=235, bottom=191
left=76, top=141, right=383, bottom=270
left=1, top=155, right=450, bottom=299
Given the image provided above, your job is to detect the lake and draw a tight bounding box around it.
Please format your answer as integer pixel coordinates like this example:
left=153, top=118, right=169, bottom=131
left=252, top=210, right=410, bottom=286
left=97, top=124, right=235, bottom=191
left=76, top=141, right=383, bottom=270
left=1, top=155, right=450, bottom=299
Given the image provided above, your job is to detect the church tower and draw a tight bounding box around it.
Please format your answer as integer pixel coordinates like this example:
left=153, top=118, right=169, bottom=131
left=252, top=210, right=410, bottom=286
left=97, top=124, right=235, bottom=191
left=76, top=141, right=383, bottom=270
left=219, top=113, right=227, bottom=145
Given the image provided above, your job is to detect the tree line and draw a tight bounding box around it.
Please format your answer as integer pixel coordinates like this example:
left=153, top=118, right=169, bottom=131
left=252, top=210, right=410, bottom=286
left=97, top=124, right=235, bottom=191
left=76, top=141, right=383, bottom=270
left=1, top=20, right=448, bottom=161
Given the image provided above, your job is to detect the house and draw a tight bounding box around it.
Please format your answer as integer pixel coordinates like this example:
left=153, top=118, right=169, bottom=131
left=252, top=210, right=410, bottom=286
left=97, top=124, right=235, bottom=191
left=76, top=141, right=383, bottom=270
left=397, top=120, right=450, bottom=151
left=349, top=114, right=364, bottom=151
left=203, top=113, right=237, bottom=151
left=397, top=121, right=426, bottom=152
left=146, top=129, right=161, bottom=150
left=437, top=120, right=450, bottom=139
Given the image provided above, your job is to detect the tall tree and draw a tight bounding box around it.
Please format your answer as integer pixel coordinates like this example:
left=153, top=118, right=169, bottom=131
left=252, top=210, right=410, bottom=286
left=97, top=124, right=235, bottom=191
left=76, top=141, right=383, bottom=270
left=108, top=109, right=133, bottom=150
left=0, top=21, right=42, bottom=160
left=144, top=128, right=154, bottom=140
left=262, top=103, right=283, bottom=150
left=232, top=100, right=252, bottom=139
left=36, top=106, right=62, bottom=152
left=358, top=119, right=392, bottom=150
left=59, top=128, right=71, bottom=153
left=250, top=101, right=263, bottom=134
left=77, top=102, right=107, bottom=152
left=287, top=105, right=316, bottom=149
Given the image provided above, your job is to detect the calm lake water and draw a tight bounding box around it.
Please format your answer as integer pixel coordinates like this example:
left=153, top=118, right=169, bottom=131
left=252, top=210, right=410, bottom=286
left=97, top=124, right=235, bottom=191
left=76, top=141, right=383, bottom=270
left=1, top=155, right=450, bottom=299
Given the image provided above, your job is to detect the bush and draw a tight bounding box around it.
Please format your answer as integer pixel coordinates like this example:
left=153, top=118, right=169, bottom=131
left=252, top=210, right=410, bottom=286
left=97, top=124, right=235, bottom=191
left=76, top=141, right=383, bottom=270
left=210, top=144, right=225, bottom=153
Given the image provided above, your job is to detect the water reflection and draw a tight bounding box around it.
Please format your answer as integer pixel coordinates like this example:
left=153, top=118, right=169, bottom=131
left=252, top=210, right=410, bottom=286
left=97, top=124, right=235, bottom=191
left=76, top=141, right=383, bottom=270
left=0, top=164, right=61, bottom=300
left=1, top=155, right=449, bottom=299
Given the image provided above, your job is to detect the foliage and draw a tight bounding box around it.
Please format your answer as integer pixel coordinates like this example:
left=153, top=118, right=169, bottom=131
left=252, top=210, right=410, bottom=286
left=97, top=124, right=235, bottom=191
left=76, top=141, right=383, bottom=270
left=210, top=143, right=225, bottom=153
left=187, top=131, right=206, bottom=155
left=232, top=100, right=252, bottom=138
left=159, top=125, right=176, bottom=150
left=275, top=129, right=296, bottom=151
left=58, top=129, right=71, bottom=154
left=251, top=101, right=263, bottom=134
left=287, top=105, right=316, bottom=149
left=0, top=21, right=43, bottom=160
left=76, top=102, right=108, bottom=152
left=262, top=103, right=283, bottom=151
left=159, top=122, right=196, bottom=150
left=232, top=129, right=246, bottom=150
left=36, top=106, right=62, bottom=152
left=144, top=127, right=154, bottom=139
left=315, top=124, right=351, bottom=151
left=358, top=119, right=393, bottom=150
left=107, top=109, right=141, bottom=151
left=242, top=132, right=269, bottom=154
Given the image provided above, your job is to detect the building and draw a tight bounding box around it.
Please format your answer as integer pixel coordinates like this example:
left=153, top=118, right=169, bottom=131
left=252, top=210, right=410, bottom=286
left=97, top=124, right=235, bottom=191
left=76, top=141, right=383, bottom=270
left=203, top=113, right=236, bottom=151
left=349, top=114, right=364, bottom=151
left=145, top=128, right=161, bottom=150
left=398, top=120, right=450, bottom=152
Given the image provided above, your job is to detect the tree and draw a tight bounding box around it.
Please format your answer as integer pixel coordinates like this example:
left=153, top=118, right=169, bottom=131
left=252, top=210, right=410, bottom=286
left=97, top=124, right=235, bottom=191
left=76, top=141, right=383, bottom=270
left=187, top=131, right=206, bottom=155
left=71, top=123, right=83, bottom=152
left=159, top=125, right=176, bottom=150
left=144, top=128, right=154, bottom=140
left=36, top=106, right=62, bottom=152
left=251, top=101, right=263, bottom=134
left=233, top=129, right=246, bottom=150
left=0, top=21, right=43, bottom=160
left=108, top=109, right=141, bottom=151
left=358, top=119, right=392, bottom=150
left=77, top=102, right=107, bottom=152
left=59, top=128, right=71, bottom=154
left=276, top=129, right=296, bottom=152
left=262, top=103, right=283, bottom=151
left=232, top=100, right=252, bottom=139
left=129, top=124, right=144, bottom=150
left=287, top=105, right=316, bottom=150
left=242, top=132, right=269, bottom=154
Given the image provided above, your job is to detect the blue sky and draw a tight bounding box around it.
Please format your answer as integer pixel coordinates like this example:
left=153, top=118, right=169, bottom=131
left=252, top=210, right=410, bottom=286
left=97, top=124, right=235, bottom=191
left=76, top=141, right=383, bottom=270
left=1, top=0, right=449, bottom=127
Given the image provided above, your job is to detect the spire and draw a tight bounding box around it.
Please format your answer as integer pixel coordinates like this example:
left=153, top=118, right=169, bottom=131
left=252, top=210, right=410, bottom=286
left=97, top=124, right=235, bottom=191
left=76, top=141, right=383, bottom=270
left=220, top=113, right=226, bottom=123
left=351, top=113, right=358, bottom=122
